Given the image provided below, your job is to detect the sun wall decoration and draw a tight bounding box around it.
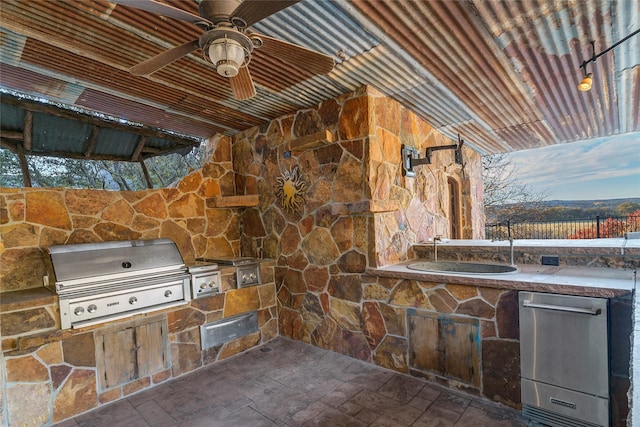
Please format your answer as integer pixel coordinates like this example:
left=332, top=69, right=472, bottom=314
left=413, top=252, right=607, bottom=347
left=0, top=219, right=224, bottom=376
left=274, top=166, right=308, bottom=213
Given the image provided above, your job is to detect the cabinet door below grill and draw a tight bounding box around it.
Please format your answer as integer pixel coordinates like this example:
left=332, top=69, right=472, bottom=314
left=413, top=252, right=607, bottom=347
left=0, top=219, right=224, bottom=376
left=95, top=315, right=169, bottom=391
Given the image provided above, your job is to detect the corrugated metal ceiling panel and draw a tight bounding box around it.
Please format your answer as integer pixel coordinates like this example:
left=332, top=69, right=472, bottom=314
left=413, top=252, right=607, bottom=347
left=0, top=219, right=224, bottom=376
left=1, top=0, right=638, bottom=157
left=0, top=103, right=24, bottom=132
left=31, top=113, right=92, bottom=155
left=0, top=93, right=201, bottom=162
left=473, top=0, right=639, bottom=141
left=76, top=89, right=225, bottom=138
left=93, top=128, right=140, bottom=157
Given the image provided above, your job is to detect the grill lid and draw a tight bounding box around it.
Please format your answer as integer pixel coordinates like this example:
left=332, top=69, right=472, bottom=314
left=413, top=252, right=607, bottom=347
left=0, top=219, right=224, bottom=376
left=46, top=239, right=185, bottom=286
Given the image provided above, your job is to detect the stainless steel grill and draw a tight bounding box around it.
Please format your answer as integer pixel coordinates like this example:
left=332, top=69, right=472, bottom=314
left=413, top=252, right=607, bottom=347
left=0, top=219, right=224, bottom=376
left=45, top=239, right=191, bottom=329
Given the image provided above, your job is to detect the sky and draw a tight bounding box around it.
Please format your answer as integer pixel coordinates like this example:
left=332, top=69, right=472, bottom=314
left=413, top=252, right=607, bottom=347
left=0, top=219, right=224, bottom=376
left=500, top=132, right=640, bottom=201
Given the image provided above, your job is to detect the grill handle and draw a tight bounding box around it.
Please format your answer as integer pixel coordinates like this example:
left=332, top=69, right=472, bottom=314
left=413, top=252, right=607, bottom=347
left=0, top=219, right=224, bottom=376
left=522, top=300, right=601, bottom=315
left=204, top=312, right=254, bottom=329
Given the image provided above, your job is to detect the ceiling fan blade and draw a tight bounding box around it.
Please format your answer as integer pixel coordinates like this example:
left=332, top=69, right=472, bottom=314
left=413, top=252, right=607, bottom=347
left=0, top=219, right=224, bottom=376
left=229, top=67, right=257, bottom=100
left=258, top=34, right=334, bottom=76
left=232, top=1, right=299, bottom=27
left=129, top=39, right=200, bottom=76
left=110, top=0, right=206, bottom=25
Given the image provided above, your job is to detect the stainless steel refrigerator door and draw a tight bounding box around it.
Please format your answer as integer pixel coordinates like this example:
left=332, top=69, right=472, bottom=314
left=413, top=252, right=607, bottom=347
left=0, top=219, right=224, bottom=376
left=519, top=291, right=609, bottom=398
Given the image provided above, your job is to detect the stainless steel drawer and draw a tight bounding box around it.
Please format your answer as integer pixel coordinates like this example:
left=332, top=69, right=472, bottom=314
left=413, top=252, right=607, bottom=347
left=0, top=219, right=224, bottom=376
left=519, top=291, right=609, bottom=397
left=522, top=378, right=609, bottom=427
left=200, top=311, right=259, bottom=350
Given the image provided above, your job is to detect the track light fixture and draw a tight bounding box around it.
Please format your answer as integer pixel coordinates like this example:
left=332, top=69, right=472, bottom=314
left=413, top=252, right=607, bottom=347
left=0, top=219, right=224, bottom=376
left=578, top=72, right=593, bottom=92
left=577, top=29, right=640, bottom=92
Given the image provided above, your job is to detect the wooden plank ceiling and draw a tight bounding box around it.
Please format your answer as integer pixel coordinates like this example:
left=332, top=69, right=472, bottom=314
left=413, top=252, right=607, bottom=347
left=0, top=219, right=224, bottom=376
left=1, top=0, right=638, bottom=157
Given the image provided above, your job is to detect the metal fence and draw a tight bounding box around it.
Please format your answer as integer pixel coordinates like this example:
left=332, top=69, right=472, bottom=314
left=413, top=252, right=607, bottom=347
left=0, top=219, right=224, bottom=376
left=485, top=215, right=640, bottom=240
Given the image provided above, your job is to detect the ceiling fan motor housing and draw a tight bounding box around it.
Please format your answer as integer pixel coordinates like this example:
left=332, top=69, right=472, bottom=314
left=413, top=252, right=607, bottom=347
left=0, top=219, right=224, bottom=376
left=198, top=0, right=245, bottom=26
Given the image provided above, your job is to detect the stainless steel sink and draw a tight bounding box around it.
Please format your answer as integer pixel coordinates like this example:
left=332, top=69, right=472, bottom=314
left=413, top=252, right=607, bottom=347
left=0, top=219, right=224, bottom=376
left=407, top=261, right=519, bottom=274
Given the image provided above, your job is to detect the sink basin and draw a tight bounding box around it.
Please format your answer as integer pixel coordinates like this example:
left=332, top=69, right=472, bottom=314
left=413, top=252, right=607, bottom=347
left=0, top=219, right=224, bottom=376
left=407, top=261, right=519, bottom=274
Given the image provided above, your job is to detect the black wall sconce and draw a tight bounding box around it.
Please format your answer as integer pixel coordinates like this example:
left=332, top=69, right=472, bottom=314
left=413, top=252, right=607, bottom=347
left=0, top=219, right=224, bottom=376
left=402, top=135, right=465, bottom=177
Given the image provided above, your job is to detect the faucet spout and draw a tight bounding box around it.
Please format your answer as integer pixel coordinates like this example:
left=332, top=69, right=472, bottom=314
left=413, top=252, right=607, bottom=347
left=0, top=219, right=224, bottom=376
left=509, top=237, right=515, bottom=266
left=433, top=235, right=442, bottom=262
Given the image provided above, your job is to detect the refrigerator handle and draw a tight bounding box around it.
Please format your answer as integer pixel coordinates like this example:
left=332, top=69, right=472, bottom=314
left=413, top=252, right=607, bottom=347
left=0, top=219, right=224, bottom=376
left=522, top=300, right=602, bottom=315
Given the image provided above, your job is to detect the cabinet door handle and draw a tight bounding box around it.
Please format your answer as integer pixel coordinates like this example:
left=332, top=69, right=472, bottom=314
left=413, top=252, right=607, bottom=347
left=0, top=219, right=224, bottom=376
left=523, top=300, right=601, bottom=315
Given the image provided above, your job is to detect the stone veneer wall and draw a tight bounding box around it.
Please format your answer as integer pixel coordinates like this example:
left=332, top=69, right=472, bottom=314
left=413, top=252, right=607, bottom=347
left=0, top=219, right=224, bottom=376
left=366, top=88, right=485, bottom=265
left=231, top=86, right=505, bottom=400
left=0, top=136, right=279, bottom=426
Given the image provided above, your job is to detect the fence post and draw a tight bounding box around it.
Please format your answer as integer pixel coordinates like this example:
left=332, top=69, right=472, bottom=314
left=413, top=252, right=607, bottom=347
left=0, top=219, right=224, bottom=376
left=596, top=215, right=600, bottom=238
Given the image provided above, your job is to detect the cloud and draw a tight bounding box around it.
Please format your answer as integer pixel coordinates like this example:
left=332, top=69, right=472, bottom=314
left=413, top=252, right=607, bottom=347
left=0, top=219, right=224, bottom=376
left=501, top=133, right=640, bottom=199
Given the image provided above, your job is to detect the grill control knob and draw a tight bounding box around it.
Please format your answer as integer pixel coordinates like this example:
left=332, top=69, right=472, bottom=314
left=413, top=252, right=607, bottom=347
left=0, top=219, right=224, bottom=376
left=200, top=283, right=208, bottom=289
left=87, top=304, right=97, bottom=313
left=74, top=307, right=85, bottom=316
left=129, top=296, right=138, bottom=305
left=164, top=290, right=172, bottom=297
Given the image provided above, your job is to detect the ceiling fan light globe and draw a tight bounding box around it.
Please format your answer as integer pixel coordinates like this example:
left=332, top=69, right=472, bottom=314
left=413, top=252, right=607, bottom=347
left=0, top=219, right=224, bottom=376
left=208, top=37, right=245, bottom=78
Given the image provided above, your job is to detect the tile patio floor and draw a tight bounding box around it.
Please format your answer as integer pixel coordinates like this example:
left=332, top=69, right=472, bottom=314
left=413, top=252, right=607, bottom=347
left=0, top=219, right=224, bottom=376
left=54, top=337, right=529, bottom=427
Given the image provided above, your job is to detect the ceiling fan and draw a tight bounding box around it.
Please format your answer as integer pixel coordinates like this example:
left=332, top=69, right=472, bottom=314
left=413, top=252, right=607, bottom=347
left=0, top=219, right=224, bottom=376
left=111, top=0, right=335, bottom=100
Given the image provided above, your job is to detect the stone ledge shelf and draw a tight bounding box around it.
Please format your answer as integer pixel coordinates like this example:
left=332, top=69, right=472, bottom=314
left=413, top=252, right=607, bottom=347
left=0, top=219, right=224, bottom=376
left=286, top=129, right=334, bottom=152
left=210, top=195, right=259, bottom=208
left=1, top=287, right=59, bottom=352
left=331, top=200, right=400, bottom=215
left=0, top=287, right=56, bottom=312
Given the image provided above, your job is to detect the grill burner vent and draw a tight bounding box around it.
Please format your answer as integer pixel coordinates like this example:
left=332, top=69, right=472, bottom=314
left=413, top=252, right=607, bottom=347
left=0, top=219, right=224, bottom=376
left=188, top=261, right=221, bottom=298
left=45, top=239, right=191, bottom=329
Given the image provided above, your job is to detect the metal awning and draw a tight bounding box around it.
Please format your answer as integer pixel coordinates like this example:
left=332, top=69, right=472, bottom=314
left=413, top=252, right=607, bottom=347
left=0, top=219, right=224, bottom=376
left=0, top=93, right=202, bottom=187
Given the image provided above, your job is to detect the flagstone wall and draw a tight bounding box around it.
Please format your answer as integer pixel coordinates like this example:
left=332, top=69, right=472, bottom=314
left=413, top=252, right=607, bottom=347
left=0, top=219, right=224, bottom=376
left=231, top=85, right=498, bottom=398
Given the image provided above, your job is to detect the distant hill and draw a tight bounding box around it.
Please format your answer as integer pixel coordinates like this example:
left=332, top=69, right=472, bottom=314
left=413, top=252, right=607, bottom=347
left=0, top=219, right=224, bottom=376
left=539, top=198, right=640, bottom=209
left=489, top=198, right=640, bottom=222
left=541, top=197, right=640, bottom=208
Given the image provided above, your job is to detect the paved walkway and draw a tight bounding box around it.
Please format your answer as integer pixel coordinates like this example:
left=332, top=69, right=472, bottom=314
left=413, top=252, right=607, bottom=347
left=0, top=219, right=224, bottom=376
left=55, top=337, right=529, bottom=426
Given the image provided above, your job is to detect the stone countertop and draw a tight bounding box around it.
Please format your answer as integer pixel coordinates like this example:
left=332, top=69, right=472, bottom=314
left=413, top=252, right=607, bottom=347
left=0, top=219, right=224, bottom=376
left=413, top=238, right=640, bottom=255
left=367, top=262, right=636, bottom=298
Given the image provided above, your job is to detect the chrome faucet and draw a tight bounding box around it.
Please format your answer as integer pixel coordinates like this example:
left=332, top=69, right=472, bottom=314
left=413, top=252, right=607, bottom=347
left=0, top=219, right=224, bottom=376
left=492, top=236, right=515, bottom=265
left=508, top=237, right=515, bottom=266
left=433, top=235, right=442, bottom=261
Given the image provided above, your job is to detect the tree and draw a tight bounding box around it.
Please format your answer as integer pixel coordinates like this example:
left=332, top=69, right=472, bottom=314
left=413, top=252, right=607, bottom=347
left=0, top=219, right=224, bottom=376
left=616, top=202, right=640, bottom=216
left=0, top=149, right=23, bottom=187
left=0, top=144, right=205, bottom=190
left=482, top=153, right=548, bottom=223
left=568, top=210, right=640, bottom=239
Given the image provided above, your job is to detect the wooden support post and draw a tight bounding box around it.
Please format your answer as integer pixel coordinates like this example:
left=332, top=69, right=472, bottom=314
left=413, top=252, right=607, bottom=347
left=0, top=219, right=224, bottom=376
left=84, top=125, right=99, bottom=158
left=23, top=111, right=33, bottom=152
left=16, top=144, right=32, bottom=187
left=140, top=159, right=153, bottom=189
